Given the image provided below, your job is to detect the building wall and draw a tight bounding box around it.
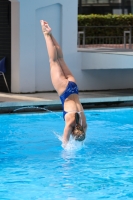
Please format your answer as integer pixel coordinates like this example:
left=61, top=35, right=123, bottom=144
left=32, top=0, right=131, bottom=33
left=35, top=3, right=62, bottom=91
left=80, top=51, right=133, bottom=90
left=9, top=0, right=133, bottom=93
left=78, top=0, right=132, bottom=15
left=10, top=0, right=81, bottom=93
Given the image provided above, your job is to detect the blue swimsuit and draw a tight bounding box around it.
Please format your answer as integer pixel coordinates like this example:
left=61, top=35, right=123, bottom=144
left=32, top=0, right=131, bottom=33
left=60, top=81, right=79, bottom=120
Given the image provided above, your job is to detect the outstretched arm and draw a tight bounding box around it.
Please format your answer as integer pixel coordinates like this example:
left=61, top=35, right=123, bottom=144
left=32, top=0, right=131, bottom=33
left=62, top=125, right=73, bottom=146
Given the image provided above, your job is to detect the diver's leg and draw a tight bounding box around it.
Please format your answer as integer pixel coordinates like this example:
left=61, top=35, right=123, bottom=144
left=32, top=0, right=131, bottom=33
left=51, top=34, right=76, bottom=83
left=40, top=20, right=68, bottom=95
left=50, top=34, right=63, bottom=59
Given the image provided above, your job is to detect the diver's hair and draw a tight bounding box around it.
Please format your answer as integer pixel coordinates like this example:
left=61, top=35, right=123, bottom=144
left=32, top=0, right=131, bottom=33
left=75, top=112, right=79, bottom=124
left=72, top=113, right=85, bottom=141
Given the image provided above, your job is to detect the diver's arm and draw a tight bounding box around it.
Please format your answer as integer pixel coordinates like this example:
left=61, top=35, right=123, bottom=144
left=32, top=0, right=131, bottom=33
left=62, top=125, right=72, bottom=146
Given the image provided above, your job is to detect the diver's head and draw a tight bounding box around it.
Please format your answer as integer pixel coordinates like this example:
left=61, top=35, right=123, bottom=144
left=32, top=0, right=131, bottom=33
left=72, top=113, right=85, bottom=141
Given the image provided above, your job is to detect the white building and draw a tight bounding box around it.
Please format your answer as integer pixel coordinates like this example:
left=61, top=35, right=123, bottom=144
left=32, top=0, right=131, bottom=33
left=9, top=0, right=133, bottom=93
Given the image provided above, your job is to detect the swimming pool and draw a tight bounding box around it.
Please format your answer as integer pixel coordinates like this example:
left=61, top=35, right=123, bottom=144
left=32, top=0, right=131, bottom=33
left=0, top=108, right=133, bottom=200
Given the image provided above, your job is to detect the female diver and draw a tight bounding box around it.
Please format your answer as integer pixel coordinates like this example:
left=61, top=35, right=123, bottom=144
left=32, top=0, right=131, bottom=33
left=40, top=20, right=87, bottom=146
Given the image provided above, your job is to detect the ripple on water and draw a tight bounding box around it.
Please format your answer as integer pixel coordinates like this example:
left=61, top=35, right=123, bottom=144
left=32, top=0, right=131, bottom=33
left=0, top=109, right=133, bottom=200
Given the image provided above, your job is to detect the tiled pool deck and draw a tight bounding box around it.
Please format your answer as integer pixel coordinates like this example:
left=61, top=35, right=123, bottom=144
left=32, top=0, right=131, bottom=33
left=0, top=89, right=133, bottom=113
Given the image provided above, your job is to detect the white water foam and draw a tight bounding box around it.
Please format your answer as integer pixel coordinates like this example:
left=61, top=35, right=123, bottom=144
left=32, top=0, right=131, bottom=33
left=53, top=131, right=84, bottom=151
left=63, top=136, right=84, bottom=151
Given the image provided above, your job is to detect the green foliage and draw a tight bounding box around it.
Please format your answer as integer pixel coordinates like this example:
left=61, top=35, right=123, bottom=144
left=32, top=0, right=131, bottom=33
left=78, top=14, right=133, bottom=26
left=78, top=14, right=133, bottom=44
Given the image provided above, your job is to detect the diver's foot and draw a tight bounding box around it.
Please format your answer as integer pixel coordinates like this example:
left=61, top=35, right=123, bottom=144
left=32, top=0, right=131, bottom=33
left=40, top=20, right=52, bottom=35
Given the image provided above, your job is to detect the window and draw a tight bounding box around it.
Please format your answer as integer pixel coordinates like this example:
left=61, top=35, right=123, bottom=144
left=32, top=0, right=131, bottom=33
left=98, top=0, right=109, bottom=3
left=82, top=0, right=98, bottom=4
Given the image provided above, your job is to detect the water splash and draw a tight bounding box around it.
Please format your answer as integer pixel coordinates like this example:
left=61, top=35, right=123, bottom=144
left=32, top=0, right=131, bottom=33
left=63, top=136, right=85, bottom=151
left=53, top=131, right=63, bottom=142
left=13, top=107, right=85, bottom=152
left=53, top=131, right=84, bottom=151
left=13, top=106, right=63, bottom=119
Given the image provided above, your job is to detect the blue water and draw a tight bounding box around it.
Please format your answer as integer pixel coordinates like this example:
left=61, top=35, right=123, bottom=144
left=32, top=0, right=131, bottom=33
left=0, top=108, right=133, bottom=200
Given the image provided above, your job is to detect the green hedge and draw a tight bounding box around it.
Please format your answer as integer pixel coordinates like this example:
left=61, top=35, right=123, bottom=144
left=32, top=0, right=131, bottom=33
left=78, top=14, right=133, bottom=27
left=78, top=14, right=133, bottom=44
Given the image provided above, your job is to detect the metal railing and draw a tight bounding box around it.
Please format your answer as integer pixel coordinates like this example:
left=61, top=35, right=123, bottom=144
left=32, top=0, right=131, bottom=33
left=78, top=26, right=133, bottom=50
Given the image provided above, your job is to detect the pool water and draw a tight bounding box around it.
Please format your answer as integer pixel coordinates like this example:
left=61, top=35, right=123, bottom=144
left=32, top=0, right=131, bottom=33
left=0, top=108, right=133, bottom=200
